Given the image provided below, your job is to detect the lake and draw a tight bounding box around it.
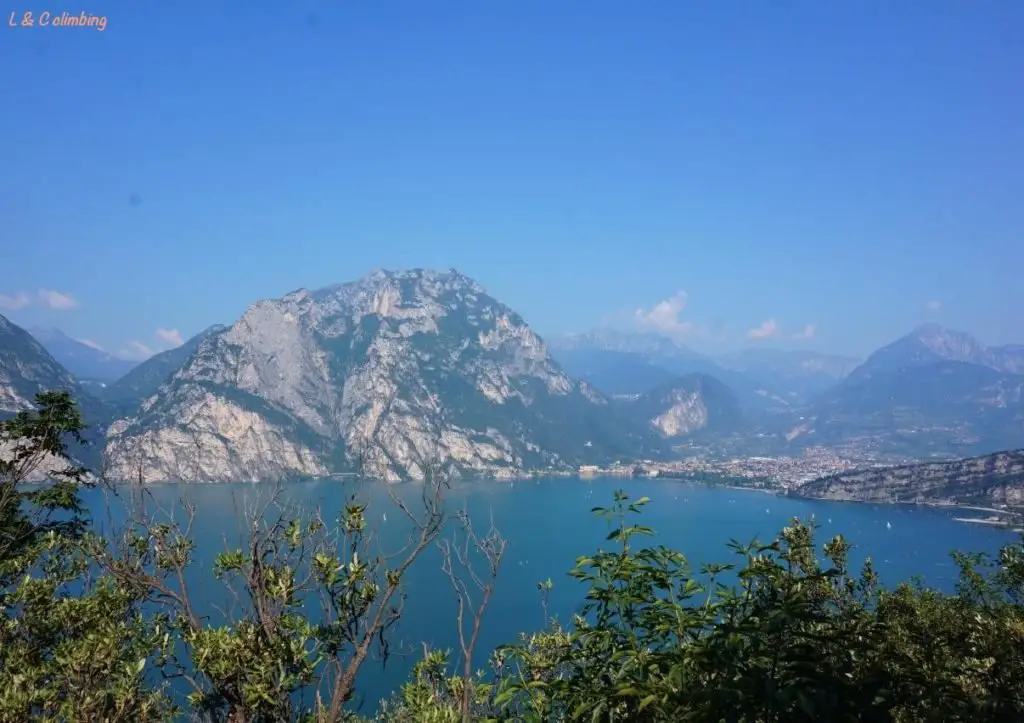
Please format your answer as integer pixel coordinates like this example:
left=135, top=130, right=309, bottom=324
left=81, top=475, right=1021, bottom=715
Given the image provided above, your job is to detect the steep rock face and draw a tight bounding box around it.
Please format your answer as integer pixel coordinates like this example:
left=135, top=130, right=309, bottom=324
left=791, top=450, right=1024, bottom=508
left=105, top=269, right=655, bottom=482
left=629, top=374, right=743, bottom=439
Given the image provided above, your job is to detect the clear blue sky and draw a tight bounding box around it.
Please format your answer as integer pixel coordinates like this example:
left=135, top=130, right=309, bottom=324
left=2, top=1, right=1021, bottom=360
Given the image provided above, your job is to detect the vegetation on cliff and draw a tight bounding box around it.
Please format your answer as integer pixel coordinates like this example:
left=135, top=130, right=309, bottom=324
left=2, top=392, right=1023, bottom=722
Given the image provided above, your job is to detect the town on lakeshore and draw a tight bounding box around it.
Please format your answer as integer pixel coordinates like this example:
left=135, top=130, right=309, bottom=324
left=577, top=445, right=900, bottom=490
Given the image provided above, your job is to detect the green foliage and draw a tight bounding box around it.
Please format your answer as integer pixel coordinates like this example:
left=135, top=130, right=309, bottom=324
left=0, top=391, right=173, bottom=722
left=483, top=491, right=1024, bottom=722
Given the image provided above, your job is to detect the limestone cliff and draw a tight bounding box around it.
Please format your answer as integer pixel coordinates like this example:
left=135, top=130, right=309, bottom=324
left=629, top=374, right=743, bottom=439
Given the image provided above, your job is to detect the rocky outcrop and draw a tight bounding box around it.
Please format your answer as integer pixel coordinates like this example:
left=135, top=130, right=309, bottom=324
left=791, top=449, right=1024, bottom=508
left=104, top=269, right=661, bottom=483
left=629, top=374, right=743, bottom=439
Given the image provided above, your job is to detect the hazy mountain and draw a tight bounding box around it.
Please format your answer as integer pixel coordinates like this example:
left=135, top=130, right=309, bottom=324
left=547, top=329, right=704, bottom=359
left=547, top=330, right=800, bottom=420
left=28, top=327, right=138, bottom=382
left=98, top=324, right=227, bottom=415
left=795, top=325, right=1024, bottom=457
left=104, top=269, right=686, bottom=483
left=0, top=315, right=108, bottom=471
left=844, top=323, right=1024, bottom=385
left=792, top=449, right=1024, bottom=509
left=713, top=348, right=861, bottom=400
left=627, top=374, right=744, bottom=439
left=545, top=348, right=680, bottom=396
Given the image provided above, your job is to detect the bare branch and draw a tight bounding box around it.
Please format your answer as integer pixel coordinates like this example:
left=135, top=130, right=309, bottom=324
left=438, top=503, right=507, bottom=722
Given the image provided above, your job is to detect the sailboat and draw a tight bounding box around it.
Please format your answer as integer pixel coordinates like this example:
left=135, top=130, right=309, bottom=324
left=886, top=521, right=892, bottom=530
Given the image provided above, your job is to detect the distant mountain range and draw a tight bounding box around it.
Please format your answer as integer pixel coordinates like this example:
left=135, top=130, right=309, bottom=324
left=28, top=327, right=138, bottom=382
left=546, top=330, right=860, bottom=416
left=1, top=271, right=1023, bottom=481
left=548, top=324, right=1024, bottom=459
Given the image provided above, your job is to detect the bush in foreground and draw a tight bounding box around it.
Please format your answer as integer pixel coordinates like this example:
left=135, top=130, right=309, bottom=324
left=1, top=392, right=1022, bottom=722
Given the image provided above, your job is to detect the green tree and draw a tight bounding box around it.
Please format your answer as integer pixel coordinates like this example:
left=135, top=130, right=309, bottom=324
left=0, top=391, right=173, bottom=722
left=486, top=491, right=1024, bottom=722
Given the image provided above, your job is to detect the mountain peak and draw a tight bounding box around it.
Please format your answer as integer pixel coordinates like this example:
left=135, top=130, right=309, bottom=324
left=840, top=323, right=1022, bottom=391
left=904, top=324, right=988, bottom=362
left=103, top=272, right=658, bottom=482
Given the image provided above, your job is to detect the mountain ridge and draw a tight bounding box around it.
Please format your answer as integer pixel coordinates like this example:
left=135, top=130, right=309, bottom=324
left=98, top=324, right=227, bottom=415
left=103, top=269, right=676, bottom=483
left=794, top=325, right=1024, bottom=456
left=791, top=448, right=1024, bottom=509
left=0, top=314, right=108, bottom=472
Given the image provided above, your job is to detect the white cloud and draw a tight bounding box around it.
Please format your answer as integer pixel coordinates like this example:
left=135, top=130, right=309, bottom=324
left=792, top=324, right=815, bottom=340
left=925, top=300, right=942, bottom=311
left=0, top=292, right=31, bottom=310
left=155, top=327, right=184, bottom=347
left=38, top=289, right=79, bottom=310
left=77, top=338, right=105, bottom=351
left=747, top=319, right=780, bottom=340
left=120, top=340, right=155, bottom=360
left=633, top=291, right=692, bottom=335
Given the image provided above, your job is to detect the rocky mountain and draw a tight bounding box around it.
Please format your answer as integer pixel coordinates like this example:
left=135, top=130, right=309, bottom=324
left=627, top=374, right=743, bottom=439
left=98, top=324, right=226, bottom=416
left=0, top=314, right=107, bottom=471
left=795, top=325, right=1024, bottom=457
left=791, top=449, right=1024, bottom=509
left=104, top=269, right=671, bottom=483
left=28, top=326, right=138, bottom=382
left=843, top=324, right=1024, bottom=386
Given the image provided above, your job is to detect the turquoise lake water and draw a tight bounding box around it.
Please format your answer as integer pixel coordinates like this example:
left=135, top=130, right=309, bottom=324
left=81, top=476, right=1021, bottom=714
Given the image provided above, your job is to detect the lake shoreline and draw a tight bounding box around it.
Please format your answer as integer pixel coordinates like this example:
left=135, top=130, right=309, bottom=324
left=789, top=492, right=1023, bottom=525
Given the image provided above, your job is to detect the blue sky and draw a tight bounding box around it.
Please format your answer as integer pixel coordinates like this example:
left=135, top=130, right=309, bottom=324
left=1, top=1, right=1021, bottom=360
